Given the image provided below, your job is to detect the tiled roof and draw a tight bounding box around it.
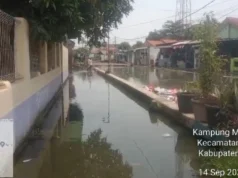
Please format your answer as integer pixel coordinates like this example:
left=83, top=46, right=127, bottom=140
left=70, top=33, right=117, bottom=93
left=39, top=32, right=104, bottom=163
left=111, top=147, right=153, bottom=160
left=146, top=39, right=178, bottom=46
left=224, top=17, right=238, bottom=27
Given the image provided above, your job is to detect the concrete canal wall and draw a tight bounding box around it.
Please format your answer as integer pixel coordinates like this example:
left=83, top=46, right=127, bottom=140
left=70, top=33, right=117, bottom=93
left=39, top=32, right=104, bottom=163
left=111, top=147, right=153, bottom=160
left=95, top=67, right=199, bottom=131
left=0, top=18, right=69, bottom=153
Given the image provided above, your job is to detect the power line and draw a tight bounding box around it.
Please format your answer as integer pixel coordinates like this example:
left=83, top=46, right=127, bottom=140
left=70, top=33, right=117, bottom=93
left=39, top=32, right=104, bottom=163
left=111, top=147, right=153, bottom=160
left=118, top=15, right=175, bottom=29
left=180, top=0, right=216, bottom=22
left=116, top=35, right=147, bottom=41
left=117, top=0, right=218, bottom=30
left=218, top=5, right=238, bottom=19
left=115, top=0, right=238, bottom=42
left=208, top=0, right=236, bottom=7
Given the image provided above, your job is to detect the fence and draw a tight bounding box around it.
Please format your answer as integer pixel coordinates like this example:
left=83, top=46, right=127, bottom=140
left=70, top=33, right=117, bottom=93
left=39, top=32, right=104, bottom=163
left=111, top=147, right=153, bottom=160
left=29, top=38, right=40, bottom=78
left=0, top=10, right=15, bottom=82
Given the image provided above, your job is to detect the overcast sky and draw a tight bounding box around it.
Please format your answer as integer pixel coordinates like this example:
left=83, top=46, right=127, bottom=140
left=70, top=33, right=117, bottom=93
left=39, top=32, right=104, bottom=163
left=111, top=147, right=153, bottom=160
left=73, top=0, right=238, bottom=47
left=111, top=0, right=238, bottom=44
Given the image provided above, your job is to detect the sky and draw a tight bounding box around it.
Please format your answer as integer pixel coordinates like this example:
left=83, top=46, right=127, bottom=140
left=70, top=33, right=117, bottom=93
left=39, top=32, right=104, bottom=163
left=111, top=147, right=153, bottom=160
left=73, top=0, right=238, bottom=47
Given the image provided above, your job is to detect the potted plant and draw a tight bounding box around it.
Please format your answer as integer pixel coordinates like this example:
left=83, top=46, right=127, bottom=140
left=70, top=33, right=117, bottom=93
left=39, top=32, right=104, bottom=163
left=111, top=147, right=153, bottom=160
left=177, top=81, right=199, bottom=113
left=214, top=82, right=238, bottom=131
left=191, top=13, right=223, bottom=122
left=205, top=79, right=235, bottom=128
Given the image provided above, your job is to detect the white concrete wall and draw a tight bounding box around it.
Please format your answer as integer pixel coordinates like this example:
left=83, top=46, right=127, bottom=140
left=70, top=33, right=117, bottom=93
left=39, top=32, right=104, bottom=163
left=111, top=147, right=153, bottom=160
left=0, top=18, right=62, bottom=118
left=149, top=47, right=160, bottom=62
left=0, top=18, right=68, bottom=152
left=62, top=44, right=68, bottom=82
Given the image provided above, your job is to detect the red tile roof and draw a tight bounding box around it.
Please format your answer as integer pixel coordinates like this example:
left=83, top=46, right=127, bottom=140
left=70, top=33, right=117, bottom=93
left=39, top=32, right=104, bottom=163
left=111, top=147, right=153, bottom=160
left=145, top=39, right=178, bottom=47
left=224, top=17, right=238, bottom=27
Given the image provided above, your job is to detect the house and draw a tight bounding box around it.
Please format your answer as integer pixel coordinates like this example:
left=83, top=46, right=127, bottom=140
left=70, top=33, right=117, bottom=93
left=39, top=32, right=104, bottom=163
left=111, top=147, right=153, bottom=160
left=90, top=44, right=117, bottom=61
left=126, top=49, right=135, bottom=65
left=218, top=17, right=238, bottom=39
left=132, top=39, right=178, bottom=66
left=115, top=50, right=128, bottom=63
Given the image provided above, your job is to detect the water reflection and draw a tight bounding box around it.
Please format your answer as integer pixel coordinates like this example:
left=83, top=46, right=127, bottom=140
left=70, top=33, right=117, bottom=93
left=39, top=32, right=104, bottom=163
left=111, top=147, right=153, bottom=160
left=112, top=66, right=196, bottom=89
left=69, top=76, right=76, bottom=100
left=40, top=104, right=133, bottom=178
left=14, top=71, right=202, bottom=178
left=102, top=82, right=110, bottom=123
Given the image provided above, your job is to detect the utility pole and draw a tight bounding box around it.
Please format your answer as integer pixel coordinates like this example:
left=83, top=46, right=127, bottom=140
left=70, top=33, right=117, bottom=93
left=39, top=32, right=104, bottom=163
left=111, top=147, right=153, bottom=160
left=114, top=36, right=117, bottom=62
left=106, top=31, right=110, bottom=73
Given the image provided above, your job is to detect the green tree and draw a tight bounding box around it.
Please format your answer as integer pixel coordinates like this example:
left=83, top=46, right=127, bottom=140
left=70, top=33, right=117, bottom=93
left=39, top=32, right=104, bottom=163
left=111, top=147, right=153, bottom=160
left=146, top=30, right=162, bottom=41
left=0, top=0, right=134, bottom=45
left=194, top=13, right=222, bottom=97
left=41, top=129, right=133, bottom=178
left=132, top=41, right=144, bottom=49
left=146, top=20, right=186, bottom=40
left=146, top=20, right=215, bottom=40
left=74, top=47, right=89, bottom=57
left=118, top=42, right=131, bottom=50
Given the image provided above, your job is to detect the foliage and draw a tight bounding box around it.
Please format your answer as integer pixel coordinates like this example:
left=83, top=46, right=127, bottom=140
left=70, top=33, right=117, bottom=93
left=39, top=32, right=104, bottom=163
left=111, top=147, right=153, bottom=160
left=146, top=16, right=220, bottom=41
left=68, top=103, right=84, bottom=121
left=146, top=20, right=190, bottom=40
left=213, top=79, right=237, bottom=109
left=47, top=129, right=133, bottom=178
left=0, top=0, right=134, bottom=44
left=183, top=81, right=200, bottom=93
left=118, top=42, right=131, bottom=50
left=132, top=41, right=144, bottom=49
left=194, top=13, right=223, bottom=98
left=146, top=30, right=162, bottom=41
left=74, top=47, right=90, bottom=59
left=200, top=147, right=238, bottom=178
left=213, top=80, right=238, bottom=130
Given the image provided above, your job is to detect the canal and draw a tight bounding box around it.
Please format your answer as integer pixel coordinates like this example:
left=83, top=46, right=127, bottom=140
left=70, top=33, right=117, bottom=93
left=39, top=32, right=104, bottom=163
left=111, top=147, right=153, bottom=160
left=14, top=69, right=202, bottom=178
left=100, top=66, right=197, bottom=89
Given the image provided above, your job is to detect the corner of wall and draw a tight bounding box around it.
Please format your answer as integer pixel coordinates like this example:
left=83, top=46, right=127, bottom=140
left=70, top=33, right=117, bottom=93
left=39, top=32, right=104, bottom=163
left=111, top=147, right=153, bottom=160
left=0, top=81, right=13, bottom=118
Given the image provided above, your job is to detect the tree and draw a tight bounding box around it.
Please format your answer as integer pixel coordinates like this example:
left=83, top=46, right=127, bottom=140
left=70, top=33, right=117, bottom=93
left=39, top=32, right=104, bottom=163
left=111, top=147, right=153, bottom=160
left=194, top=13, right=222, bottom=97
left=146, top=20, right=187, bottom=40
left=42, top=129, right=133, bottom=178
left=74, top=47, right=90, bottom=61
left=146, top=30, right=163, bottom=41
left=0, top=0, right=134, bottom=45
left=118, top=42, right=131, bottom=50
left=146, top=20, right=201, bottom=40
left=132, top=41, right=144, bottom=49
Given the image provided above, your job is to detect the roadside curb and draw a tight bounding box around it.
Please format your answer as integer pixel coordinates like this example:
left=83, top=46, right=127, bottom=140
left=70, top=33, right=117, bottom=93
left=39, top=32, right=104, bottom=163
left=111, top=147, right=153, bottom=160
left=94, top=67, right=205, bottom=133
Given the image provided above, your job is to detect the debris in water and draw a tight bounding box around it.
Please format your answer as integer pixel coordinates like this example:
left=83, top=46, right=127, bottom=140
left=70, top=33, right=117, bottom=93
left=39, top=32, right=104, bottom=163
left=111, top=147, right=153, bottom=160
left=23, top=159, right=32, bottom=163
left=163, top=133, right=172, bottom=138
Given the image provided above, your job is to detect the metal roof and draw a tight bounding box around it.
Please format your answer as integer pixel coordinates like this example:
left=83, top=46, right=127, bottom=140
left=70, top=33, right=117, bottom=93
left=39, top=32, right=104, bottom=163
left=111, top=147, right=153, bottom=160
left=134, top=47, right=148, bottom=51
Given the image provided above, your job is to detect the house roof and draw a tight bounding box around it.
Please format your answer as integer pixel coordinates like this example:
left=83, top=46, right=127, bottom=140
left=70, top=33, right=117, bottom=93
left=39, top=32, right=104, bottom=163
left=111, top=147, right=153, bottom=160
left=145, top=39, right=178, bottom=47
left=223, top=17, right=238, bottom=27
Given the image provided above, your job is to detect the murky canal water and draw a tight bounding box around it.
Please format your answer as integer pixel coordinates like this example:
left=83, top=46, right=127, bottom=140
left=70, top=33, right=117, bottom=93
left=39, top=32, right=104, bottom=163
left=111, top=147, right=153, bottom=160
left=100, top=66, right=198, bottom=89
left=14, top=70, right=202, bottom=178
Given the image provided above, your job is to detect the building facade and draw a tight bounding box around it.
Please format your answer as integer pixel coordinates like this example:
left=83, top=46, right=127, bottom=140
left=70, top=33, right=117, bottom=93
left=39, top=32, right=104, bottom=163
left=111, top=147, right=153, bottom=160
left=218, top=17, right=238, bottom=39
